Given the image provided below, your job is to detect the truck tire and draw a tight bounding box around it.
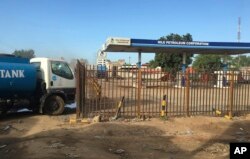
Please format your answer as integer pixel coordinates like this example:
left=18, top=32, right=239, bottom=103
left=0, top=110, right=7, bottom=117
left=0, top=106, right=9, bottom=117
left=43, top=95, right=64, bottom=115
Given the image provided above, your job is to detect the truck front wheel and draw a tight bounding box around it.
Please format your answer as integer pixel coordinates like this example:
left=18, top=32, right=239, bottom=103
left=43, top=95, right=64, bottom=115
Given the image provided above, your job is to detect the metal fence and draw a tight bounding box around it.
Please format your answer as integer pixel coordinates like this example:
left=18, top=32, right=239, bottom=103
left=76, top=61, right=250, bottom=119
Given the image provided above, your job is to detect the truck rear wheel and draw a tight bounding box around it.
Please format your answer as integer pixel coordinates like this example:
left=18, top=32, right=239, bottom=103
left=0, top=109, right=7, bottom=117
left=0, top=105, right=9, bottom=117
left=43, top=95, right=64, bottom=115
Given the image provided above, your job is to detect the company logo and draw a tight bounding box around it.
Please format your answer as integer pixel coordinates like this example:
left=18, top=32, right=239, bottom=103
left=230, top=143, right=249, bottom=159
left=157, top=41, right=209, bottom=46
left=0, top=70, right=25, bottom=78
left=52, top=75, right=57, bottom=81
left=109, top=37, right=131, bottom=46
left=234, top=147, right=247, bottom=154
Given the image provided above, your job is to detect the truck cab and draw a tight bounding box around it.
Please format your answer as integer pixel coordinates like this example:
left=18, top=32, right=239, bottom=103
left=30, top=58, right=75, bottom=115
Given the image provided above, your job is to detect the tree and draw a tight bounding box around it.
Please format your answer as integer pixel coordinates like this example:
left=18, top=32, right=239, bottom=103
left=192, top=54, right=243, bottom=72
left=12, top=49, right=35, bottom=59
left=79, top=58, right=89, bottom=65
left=69, top=58, right=89, bottom=69
left=231, top=55, right=250, bottom=68
left=149, top=33, right=193, bottom=72
left=192, top=54, right=223, bottom=72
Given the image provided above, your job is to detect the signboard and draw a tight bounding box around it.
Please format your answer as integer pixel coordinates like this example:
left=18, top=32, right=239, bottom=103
left=131, top=39, right=250, bottom=48
left=106, top=37, right=131, bottom=46
left=102, top=37, right=250, bottom=54
left=157, top=41, right=209, bottom=46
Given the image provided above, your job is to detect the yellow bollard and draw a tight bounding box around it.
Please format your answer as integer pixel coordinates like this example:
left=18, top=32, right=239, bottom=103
left=224, top=115, right=232, bottom=120
left=69, top=118, right=77, bottom=124
left=215, top=110, right=222, bottom=115
left=161, top=95, right=167, bottom=117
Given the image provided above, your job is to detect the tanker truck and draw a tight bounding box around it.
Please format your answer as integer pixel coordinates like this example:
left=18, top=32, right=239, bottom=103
left=0, top=54, right=75, bottom=115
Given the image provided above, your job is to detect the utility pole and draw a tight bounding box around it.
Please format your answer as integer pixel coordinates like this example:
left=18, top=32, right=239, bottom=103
left=238, top=17, right=241, bottom=43
left=237, top=17, right=241, bottom=68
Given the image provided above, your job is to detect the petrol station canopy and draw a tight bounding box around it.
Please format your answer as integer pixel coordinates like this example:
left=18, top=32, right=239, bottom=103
left=102, top=37, right=250, bottom=55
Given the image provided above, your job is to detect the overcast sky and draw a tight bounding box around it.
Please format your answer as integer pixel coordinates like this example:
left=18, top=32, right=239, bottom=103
left=0, top=0, right=249, bottom=64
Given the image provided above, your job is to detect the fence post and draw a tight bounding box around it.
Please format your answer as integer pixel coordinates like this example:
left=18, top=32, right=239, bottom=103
left=228, top=71, right=234, bottom=118
left=76, top=61, right=86, bottom=119
left=76, top=61, right=81, bottom=119
left=137, top=68, right=142, bottom=117
left=82, top=63, right=86, bottom=118
left=185, top=72, right=190, bottom=117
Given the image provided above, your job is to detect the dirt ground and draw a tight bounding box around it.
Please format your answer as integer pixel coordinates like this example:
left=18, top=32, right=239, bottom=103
left=0, top=108, right=250, bottom=159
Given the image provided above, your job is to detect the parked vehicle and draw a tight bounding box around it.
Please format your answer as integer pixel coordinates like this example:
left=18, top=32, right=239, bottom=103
left=0, top=54, right=75, bottom=115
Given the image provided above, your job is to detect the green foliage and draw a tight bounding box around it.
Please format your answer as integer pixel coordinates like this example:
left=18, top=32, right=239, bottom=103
left=12, top=49, right=35, bottom=59
left=231, top=55, right=250, bottom=68
left=193, top=54, right=250, bottom=72
left=149, top=33, right=193, bottom=72
left=192, top=54, right=222, bottom=72
left=148, top=59, right=158, bottom=68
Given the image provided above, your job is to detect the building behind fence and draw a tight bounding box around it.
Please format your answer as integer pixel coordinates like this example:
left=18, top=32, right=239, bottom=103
left=76, top=61, right=250, bottom=119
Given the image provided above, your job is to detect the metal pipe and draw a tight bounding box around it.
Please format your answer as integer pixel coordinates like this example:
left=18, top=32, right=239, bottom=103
left=76, top=61, right=80, bottom=119
left=137, top=51, right=142, bottom=117
left=138, top=51, right=142, bottom=68
left=185, top=71, right=190, bottom=116
left=229, top=72, right=234, bottom=118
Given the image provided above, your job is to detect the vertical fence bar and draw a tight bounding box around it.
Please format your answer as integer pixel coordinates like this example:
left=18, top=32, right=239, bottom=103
left=85, top=66, right=88, bottom=117
left=142, top=68, right=145, bottom=115
left=234, top=72, right=238, bottom=115
left=137, top=68, right=142, bottom=117
left=175, top=72, right=178, bottom=115
left=150, top=69, right=152, bottom=115
left=76, top=61, right=81, bottom=119
left=228, top=72, right=234, bottom=118
left=191, top=71, right=193, bottom=115
left=244, top=72, right=247, bottom=114
left=82, top=63, right=86, bottom=117
left=145, top=69, right=149, bottom=116
left=168, top=71, right=171, bottom=115
left=182, top=72, right=185, bottom=115
left=132, top=69, right=135, bottom=117
left=129, top=69, right=132, bottom=117
left=185, top=72, right=190, bottom=116
left=75, top=61, right=86, bottom=119
left=245, top=72, right=248, bottom=114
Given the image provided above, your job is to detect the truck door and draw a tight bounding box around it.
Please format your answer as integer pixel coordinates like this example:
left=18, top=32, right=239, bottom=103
left=49, top=61, right=75, bottom=89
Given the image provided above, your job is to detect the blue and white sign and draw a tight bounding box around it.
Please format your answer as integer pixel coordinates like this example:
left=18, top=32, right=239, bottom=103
left=103, top=37, right=250, bottom=54
left=52, top=75, right=57, bottom=81
left=0, top=69, right=25, bottom=78
left=157, top=41, right=209, bottom=46
left=131, top=39, right=250, bottom=48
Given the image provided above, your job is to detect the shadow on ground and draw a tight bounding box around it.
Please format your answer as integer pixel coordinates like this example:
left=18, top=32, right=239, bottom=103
left=0, top=117, right=249, bottom=159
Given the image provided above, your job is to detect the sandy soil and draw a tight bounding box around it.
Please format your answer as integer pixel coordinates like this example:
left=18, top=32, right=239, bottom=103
left=0, top=109, right=250, bottom=159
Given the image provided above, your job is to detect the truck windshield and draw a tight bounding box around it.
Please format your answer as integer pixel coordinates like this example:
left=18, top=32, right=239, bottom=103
left=51, top=61, right=73, bottom=79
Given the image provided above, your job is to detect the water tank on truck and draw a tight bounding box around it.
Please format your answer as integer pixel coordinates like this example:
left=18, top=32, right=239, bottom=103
left=0, top=55, right=37, bottom=98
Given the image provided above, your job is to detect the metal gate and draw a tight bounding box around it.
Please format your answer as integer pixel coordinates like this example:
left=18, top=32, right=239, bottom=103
left=76, top=61, right=250, bottom=119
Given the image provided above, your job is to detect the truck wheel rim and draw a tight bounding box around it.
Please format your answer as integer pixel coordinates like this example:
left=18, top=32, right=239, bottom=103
left=50, top=101, right=59, bottom=111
